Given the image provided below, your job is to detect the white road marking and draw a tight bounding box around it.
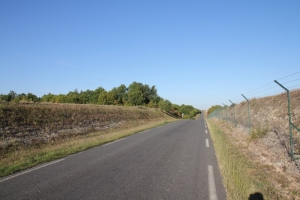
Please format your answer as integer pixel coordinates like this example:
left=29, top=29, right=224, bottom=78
left=208, top=165, right=218, bottom=200
left=205, top=130, right=208, bottom=134
left=206, top=139, right=209, bottom=147
left=139, top=130, right=149, bottom=134
left=0, top=159, right=64, bottom=183
left=103, top=138, right=125, bottom=146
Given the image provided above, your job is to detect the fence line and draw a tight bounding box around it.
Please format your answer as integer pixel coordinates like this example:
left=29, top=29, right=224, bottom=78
left=207, top=72, right=300, bottom=162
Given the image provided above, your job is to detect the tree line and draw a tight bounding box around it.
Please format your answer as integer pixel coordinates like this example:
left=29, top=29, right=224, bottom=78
left=0, top=82, right=200, bottom=119
left=207, top=105, right=222, bottom=116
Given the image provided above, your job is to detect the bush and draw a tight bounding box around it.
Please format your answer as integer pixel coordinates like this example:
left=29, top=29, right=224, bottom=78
left=250, top=127, right=269, bottom=139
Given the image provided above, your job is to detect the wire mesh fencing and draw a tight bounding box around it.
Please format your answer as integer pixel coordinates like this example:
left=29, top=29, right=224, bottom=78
left=208, top=72, right=300, bottom=163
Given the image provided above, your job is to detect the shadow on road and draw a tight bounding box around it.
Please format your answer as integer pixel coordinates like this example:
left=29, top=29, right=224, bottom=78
left=248, top=192, right=264, bottom=200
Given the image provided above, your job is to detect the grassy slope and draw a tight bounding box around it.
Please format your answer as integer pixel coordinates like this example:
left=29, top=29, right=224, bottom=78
left=0, top=103, right=178, bottom=177
left=224, top=89, right=300, bottom=154
left=207, top=119, right=300, bottom=199
left=207, top=119, right=281, bottom=200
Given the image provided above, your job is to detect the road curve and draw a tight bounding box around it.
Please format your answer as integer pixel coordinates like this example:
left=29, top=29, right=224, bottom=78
left=0, top=112, right=226, bottom=200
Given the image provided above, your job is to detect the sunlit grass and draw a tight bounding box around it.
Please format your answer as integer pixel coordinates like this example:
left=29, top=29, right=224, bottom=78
left=0, top=118, right=177, bottom=177
left=207, top=119, right=279, bottom=200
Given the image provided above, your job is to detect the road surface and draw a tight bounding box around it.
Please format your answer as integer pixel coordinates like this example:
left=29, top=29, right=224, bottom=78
left=0, top=112, right=226, bottom=200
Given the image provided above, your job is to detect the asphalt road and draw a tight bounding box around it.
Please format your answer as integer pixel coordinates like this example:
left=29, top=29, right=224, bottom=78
left=0, top=113, right=226, bottom=200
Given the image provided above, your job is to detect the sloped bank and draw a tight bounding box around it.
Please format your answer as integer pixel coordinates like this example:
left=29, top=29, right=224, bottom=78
left=0, top=103, right=169, bottom=151
left=207, top=118, right=300, bottom=200
left=214, top=89, right=300, bottom=166
left=0, top=103, right=177, bottom=177
left=208, top=89, right=300, bottom=199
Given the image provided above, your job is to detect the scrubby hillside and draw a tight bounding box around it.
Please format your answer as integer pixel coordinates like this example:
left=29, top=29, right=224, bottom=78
left=209, top=90, right=300, bottom=158
left=208, top=89, right=300, bottom=199
left=231, top=90, right=300, bottom=156
left=0, top=103, right=171, bottom=154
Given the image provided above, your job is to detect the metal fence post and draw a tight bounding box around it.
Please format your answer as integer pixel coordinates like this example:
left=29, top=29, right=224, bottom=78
left=223, top=103, right=228, bottom=122
left=229, top=100, right=236, bottom=127
left=241, top=94, right=251, bottom=134
left=274, top=80, right=294, bottom=161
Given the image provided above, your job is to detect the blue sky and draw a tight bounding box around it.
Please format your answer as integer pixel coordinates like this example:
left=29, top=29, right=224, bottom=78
left=1, top=1, right=300, bottom=109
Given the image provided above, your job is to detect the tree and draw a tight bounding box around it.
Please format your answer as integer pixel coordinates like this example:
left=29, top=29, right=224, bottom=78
left=79, top=90, right=93, bottom=104
left=91, top=87, right=105, bottom=104
left=127, top=82, right=146, bottom=106
left=66, top=89, right=80, bottom=104
left=26, top=93, right=39, bottom=102
left=98, top=90, right=117, bottom=105
left=207, top=105, right=222, bottom=116
left=41, top=93, right=55, bottom=102
left=126, top=82, right=160, bottom=106
left=115, top=84, right=128, bottom=105
left=159, top=99, right=172, bottom=112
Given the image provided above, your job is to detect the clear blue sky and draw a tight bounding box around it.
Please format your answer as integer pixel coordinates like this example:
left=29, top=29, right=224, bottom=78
left=1, top=1, right=300, bottom=109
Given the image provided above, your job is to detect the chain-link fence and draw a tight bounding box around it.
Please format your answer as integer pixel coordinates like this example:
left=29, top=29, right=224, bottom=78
left=208, top=73, right=300, bottom=163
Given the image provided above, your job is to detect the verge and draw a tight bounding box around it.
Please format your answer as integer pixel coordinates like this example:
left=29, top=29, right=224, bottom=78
left=206, top=119, right=281, bottom=200
left=0, top=118, right=178, bottom=178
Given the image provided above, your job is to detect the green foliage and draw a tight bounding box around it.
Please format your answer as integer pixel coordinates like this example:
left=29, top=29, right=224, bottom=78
left=207, top=105, right=222, bottom=116
left=179, top=104, right=200, bottom=119
left=0, top=91, right=40, bottom=103
left=126, top=82, right=159, bottom=106
left=158, top=99, right=172, bottom=112
left=250, top=127, right=268, bottom=139
left=1, top=82, right=201, bottom=115
left=98, top=90, right=117, bottom=105
left=41, top=93, right=55, bottom=102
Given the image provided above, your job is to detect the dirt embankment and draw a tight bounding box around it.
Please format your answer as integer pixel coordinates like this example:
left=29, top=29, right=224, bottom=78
left=210, top=89, right=300, bottom=199
left=224, top=90, right=300, bottom=163
left=0, top=103, right=169, bottom=153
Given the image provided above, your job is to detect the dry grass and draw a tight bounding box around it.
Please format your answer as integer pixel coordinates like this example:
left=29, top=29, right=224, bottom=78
left=218, top=89, right=300, bottom=161
left=0, top=103, right=178, bottom=177
left=207, top=119, right=282, bottom=200
left=0, top=103, right=167, bottom=153
left=208, top=118, right=300, bottom=200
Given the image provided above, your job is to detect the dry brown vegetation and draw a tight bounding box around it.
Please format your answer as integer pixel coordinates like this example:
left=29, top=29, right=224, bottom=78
left=0, top=103, right=172, bottom=156
left=208, top=119, right=300, bottom=199
left=0, top=102, right=178, bottom=177
left=224, top=89, right=300, bottom=163
left=209, top=89, right=300, bottom=199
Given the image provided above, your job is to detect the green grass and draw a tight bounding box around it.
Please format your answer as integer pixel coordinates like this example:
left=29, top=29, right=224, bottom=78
left=207, top=119, right=280, bottom=200
left=250, top=126, right=269, bottom=140
left=0, top=119, right=177, bottom=177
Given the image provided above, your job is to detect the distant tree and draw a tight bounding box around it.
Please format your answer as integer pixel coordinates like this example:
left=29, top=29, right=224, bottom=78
left=177, top=104, right=200, bottom=119
left=207, top=105, right=222, bottom=116
left=158, top=99, right=172, bottom=112
left=126, top=82, right=160, bottom=106
left=54, top=94, right=67, bottom=103
left=26, top=93, right=39, bottom=102
left=12, top=93, right=25, bottom=102
left=66, top=89, right=80, bottom=104
left=79, top=90, right=93, bottom=104
left=2, top=90, right=17, bottom=102
left=92, top=87, right=105, bottom=104
left=115, top=84, right=128, bottom=105
left=98, top=90, right=117, bottom=105
left=41, top=93, right=55, bottom=102
left=127, top=82, right=146, bottom=106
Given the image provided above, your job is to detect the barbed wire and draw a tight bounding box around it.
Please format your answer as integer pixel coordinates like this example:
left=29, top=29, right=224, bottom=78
left=246, top=85, right=278, bottom=96
left=281, top=77, right=300, bottom=85
left=289, top=83, right=300, bottom=90
left=277, top=71, right=300, bottom=81
left=243, top=82, right=274, bottom=95
left=256, top=89, right=285, bottom=99
left=223, top=71, right=300, bottom=107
